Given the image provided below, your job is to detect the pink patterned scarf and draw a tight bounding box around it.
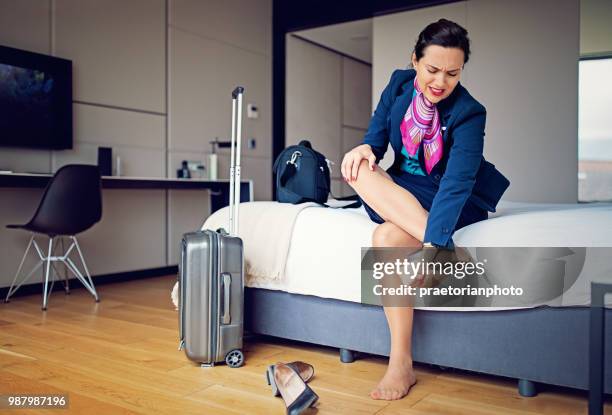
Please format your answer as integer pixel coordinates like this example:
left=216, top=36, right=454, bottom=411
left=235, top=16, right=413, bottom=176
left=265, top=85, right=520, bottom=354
left=399, top=78, right=443, bottom=174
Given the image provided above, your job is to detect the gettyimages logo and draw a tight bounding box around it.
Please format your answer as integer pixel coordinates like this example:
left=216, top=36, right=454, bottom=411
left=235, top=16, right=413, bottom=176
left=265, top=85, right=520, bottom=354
left=372, top=255, right=487, bottom=280
left=360, top=246, right=607, bottom=308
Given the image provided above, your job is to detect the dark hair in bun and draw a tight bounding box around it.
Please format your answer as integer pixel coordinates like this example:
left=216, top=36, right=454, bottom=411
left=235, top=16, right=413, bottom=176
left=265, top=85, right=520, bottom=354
left=414, top=18, right=471, bottom=64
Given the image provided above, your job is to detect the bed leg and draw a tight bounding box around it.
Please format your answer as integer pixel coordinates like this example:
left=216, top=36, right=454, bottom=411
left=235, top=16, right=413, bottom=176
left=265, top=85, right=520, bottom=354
left=339, top=348, right=356, bottom=363
left=518, top=379, right=537, bottom=397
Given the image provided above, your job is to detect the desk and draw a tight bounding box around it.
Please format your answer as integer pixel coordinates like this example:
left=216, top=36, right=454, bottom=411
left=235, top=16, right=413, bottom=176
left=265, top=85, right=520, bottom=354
left=0, top=173, right=253, bottom=213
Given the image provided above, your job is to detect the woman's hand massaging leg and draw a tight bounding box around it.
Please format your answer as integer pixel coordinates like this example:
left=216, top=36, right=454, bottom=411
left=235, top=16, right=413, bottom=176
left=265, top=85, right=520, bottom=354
left=345, top=159, right=429, bottom=242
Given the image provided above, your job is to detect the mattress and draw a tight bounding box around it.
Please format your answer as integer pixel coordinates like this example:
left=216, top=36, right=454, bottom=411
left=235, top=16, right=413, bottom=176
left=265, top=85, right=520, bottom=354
left=246, top=200, right=612, bottom=310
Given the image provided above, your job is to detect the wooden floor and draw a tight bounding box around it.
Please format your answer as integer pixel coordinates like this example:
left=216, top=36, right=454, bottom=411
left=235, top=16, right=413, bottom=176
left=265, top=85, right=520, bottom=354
left=0, top=275, right=609, bottom=415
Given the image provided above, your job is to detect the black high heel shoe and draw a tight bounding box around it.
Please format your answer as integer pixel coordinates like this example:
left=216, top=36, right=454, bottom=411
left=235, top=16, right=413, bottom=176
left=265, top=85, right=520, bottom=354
left=266, top=361, right=315, bottom=396
left=274, top=363, right=319, bottom=415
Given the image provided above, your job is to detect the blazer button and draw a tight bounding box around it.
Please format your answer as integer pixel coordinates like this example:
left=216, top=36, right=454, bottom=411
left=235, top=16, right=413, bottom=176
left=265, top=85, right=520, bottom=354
left=434, top=174, right=441, bottom=180
left=442, top=227, right=449, bottom=233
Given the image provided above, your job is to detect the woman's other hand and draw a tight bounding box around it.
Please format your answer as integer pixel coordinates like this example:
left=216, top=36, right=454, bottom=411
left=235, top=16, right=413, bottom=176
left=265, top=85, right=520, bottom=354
left=341, top=144, right=376, bottom=182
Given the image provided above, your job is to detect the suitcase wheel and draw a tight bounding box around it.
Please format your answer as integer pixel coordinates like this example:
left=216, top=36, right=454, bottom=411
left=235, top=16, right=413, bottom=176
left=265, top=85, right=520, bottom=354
left=225, top=349, right=244, bottom=368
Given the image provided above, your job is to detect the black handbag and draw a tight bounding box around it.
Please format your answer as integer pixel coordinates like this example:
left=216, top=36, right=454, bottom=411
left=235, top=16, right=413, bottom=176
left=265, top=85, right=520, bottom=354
left=273, top=140, right=361, bottom=208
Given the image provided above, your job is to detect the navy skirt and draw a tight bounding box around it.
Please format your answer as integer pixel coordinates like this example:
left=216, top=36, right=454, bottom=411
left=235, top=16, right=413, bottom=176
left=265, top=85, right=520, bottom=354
left=358, top=168, right=488, bottom=231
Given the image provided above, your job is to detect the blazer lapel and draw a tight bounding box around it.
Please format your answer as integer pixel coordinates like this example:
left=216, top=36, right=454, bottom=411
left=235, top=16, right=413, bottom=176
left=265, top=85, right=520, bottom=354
left=437, top=102, right=453, bottom=129
left=389, top=79, right=414, bottom=150
left=436, top=82, right=462, bottom=127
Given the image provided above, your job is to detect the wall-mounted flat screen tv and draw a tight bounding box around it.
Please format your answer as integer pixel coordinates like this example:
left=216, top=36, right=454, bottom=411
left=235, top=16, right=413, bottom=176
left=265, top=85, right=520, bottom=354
left=0, top=45, right=72, bottom=150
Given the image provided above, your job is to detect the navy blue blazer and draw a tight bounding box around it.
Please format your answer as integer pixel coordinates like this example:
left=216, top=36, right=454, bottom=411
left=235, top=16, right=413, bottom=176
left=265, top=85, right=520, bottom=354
left=363, top=69, right=510, bottom=248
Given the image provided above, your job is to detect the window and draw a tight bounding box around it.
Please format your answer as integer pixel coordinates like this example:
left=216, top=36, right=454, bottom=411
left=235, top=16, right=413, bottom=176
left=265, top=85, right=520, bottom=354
left=578, top=57, right=612, bottom=202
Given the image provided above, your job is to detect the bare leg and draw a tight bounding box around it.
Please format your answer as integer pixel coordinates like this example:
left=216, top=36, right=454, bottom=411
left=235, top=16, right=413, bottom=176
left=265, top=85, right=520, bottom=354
left=347, top=160, right=428, bottom=241
left=368, top=222, right=420, bottom=400
left=347, top=163, right=425, bottom=400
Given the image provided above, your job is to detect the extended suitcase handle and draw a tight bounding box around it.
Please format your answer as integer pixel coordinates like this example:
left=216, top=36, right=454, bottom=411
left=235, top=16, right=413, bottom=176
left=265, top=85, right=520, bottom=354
left=228, top=86, right=244, bottom=236
left=221, top=272, right=231, bottom=324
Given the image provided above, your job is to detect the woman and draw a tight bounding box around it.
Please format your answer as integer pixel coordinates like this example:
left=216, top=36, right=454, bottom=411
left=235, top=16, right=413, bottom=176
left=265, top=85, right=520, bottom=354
left=341, top=19, right=510, bottom=401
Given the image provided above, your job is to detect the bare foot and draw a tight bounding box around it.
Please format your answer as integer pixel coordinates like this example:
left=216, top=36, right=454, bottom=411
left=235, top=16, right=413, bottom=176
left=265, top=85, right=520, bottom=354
left=370, top=360, right=417, bottom=400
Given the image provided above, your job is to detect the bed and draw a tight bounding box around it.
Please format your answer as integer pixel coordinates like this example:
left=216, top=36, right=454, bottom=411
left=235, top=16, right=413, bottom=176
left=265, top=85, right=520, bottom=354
left=203, top=200, right=612, bottom=396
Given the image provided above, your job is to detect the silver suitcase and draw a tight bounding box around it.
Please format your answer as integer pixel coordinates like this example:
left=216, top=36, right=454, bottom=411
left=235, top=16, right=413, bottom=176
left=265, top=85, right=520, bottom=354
left=178, top=87, right=245, bottom=368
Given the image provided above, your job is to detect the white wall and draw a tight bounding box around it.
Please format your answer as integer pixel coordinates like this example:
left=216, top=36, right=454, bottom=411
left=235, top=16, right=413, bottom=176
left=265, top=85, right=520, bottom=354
left=373, top=0, right=580, bottom=203
left=0, top=0, right=272, bottom=287
left=286, top=35, right=371, bottom=197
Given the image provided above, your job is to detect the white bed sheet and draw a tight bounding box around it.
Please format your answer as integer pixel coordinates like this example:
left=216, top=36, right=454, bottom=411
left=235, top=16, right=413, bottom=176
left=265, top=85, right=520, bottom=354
left=247, top=200, right=612, bottom=310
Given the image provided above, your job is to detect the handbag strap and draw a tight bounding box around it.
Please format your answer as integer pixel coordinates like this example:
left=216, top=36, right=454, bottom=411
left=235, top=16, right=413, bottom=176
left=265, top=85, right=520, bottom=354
left=279, top=164, right=362, bottom=209
left=279, top=161, right=296, bottom=187
left=328, top=193, right=362, bottom=209
left=299, top=195, right=361, bottom=209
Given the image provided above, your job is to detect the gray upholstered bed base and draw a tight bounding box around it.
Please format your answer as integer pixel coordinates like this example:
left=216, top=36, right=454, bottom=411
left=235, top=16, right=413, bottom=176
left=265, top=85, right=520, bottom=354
left=245, top=287, right=612, bottom=396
